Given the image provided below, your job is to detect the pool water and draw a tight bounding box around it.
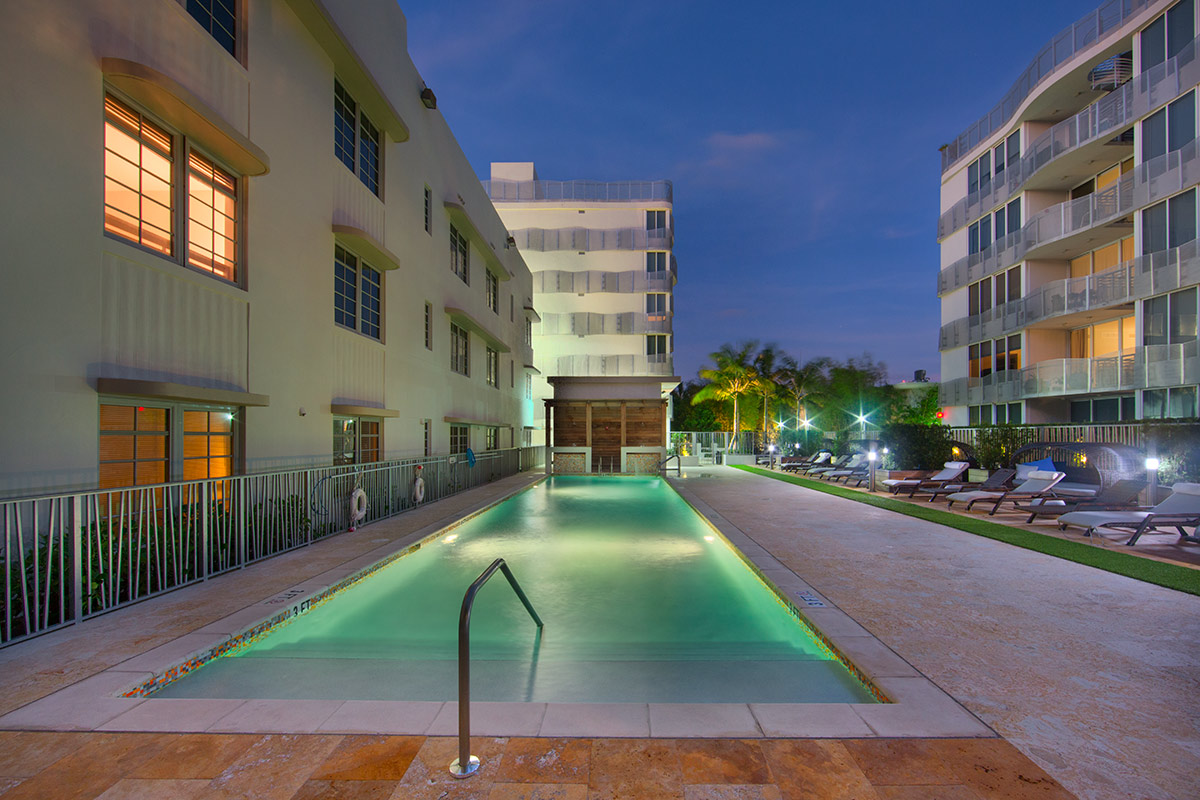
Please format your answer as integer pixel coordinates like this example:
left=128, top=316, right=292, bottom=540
left=155, top=476, right=877, bottom=703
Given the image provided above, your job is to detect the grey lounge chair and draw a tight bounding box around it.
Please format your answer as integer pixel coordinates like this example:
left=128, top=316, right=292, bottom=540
left=782, top=451, right=829, bottom=472
left=946, top=470, right=1066, bottom=515
left=804, top=454, right=850, bottom=476
left=1058, top=482, right=1200, bottom=545
left=820, top=453, right=868, bottom=481
left=882, top=462, right=969, bottom=496
left=1012, top=478, right=1147, bottom=524
left=913, top=468, right=1015, bottom=503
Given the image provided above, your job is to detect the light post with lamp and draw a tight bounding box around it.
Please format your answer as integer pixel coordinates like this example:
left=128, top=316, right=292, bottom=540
left=867, top=449, right=877, bottom=492
left=1146, top=456, right=1160, bottom=506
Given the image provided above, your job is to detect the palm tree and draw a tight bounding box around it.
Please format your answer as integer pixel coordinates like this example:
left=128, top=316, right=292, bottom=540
left=781, top=356, right=831, bottom=431
left=753, top=344, right=787, bottom=446
left=693, top=341, right=759, bottom=450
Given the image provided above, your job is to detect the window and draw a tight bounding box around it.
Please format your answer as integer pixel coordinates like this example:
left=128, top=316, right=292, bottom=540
left=525, top=374, right=532, bottom=400
left=424, top=302, right=433, bottom=350
left=450, top=323, right=469, bottom=375
left=333, top=416, right=381, bottom=465
left=646, top=334, right=669, bottom=359
left=510, top=359, right=514, bottom=388
left=182, top=0, right=236, bottom=57
left=510, top=294, right=514, bottom=322
left=1142, top=188, right=1197, bottom=254
left=485, top=427, right=499, bottom=451
left=486, top=347, right=499, bottom=388
left=450, top=225, right=470, bottom=284
left=486, top=270, right=499, bottom=314
left=99, top=400, right=238, bottom=489
left=525, top=317, right=532, bottom=347
left=1145, top=287, right=1199, bottom=346
left=334, top=80, right=381, bottom=196
left=1142, top=91, right=1195, bottom=162
left=968, top=341, right=992, bottom=378
left=646, top=251, right=667, bottom=273
left=423, top=419, right=432, bottom=456
left=104, top=96, right=174, bottom=256
left=646, top=293, right=668, bottom=320
left=450, top=424, right=469, bottom=455
left=424, top=185, right=432, bottom=233
left=100, top=404, right=169, bottom=489
left=968, top=405, right=992, bottom=425
left=646, top=210, right=667, bottom=231
left=1142, top=1, right=1195, bottom=71
left=334, top=245, right=382, bottom=340
left=1143, top=386, right=1198, bottom=418
left=104, top=94, right=242, bottom=284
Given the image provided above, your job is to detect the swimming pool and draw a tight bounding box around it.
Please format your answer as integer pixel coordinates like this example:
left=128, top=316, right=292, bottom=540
left=153, top=476, right=878, bottom=704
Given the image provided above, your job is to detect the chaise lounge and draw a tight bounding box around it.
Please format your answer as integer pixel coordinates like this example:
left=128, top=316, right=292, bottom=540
left=1012, top=478, right=1147, bottom=524
left=912, top=468, right=1015, bottom=503
left=945, top=470, right=1066, bottom=515
left=882, top=462, right=969, bottom=496
left=1057, top=482, right=1200, bottom=545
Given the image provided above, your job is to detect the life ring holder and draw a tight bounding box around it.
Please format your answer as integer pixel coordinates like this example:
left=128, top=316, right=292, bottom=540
left=411, top=465, right=426, bottom=504
left=349, top=486, right=368, bottom=530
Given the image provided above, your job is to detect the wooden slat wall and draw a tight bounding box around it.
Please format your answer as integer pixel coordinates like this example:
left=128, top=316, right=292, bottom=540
left=625, top=402, right=663, bottom=447
left=553, top=404, right=588, bottom=447
left=590, top=405, right=622, bottom=469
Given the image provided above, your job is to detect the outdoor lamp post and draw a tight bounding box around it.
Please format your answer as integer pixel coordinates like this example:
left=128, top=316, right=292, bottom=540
left=867, top=450, right=878, bottom=492
left=768, top=443, right=776, bottom=469
left=1146, top=456, right=1160, bottom=505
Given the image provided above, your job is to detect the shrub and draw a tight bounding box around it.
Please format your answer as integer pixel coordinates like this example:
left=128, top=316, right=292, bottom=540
left=973, top=425, right=1040, bottom=470
left=1144, top=421, right=1200, bottom=484
left=879, top=423, right=953, bottom=470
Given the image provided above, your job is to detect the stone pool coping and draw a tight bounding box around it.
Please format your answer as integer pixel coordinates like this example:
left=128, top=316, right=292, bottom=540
left=0, top=473, right=994, bottom=739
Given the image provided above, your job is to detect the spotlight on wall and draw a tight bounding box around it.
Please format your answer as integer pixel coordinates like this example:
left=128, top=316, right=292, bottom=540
left=420, top=86, right=437, bottom=109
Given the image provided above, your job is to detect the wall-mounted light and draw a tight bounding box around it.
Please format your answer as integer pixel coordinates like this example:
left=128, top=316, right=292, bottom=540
left=420, top=86, right=437, bottom=109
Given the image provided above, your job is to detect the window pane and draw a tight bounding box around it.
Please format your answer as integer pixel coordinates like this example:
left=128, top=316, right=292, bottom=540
left=334, top=81, right=357, bottom=171
left=1168, top=91, right=1196, bottom=152
left=1143, top=108, right=1167, bottom=162
left=1170, top=287, right=1198, bottom=343
left=1143, top=200, right=1168, bottom=254
left=104, top=96, right=174, bottom=255
left=360, top=263, right=381, bottom=340
left=1167, top=0, right=1194, bottom=59
left=1168, top=189, right=1196, bottom=248
left=1143, top=294, right=1169, bottom=346
left=1143, top=14, right=1166, bottom=70
left=187, top=152, right=238, bottom=282
left=357, top=114, right=380, bottom=195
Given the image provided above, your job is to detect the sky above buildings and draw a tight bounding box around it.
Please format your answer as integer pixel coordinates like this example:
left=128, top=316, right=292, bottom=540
left=400, top=0, right=1103, bottom=385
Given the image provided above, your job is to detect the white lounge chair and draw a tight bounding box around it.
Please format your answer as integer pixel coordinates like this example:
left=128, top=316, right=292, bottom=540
left=819, top=453, right=868, bottom=481
left=882, top=462, right=969, bottom=496
left=946, top=470, right=1066, bottom=515
left=1057, top=482, right=1200, bottom=545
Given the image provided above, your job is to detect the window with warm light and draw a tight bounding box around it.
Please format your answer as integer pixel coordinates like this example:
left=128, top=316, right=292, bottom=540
left=99, top=400, right=239, bottom=488
left=183, top=410, right=233, bottom=480
left=104, top=96, right=174, bottom=256
left=485, top=426, right=499, bottom=450
left=333, top=416, right=381, bottom=465
left=187, top=153, right=238, bottom=281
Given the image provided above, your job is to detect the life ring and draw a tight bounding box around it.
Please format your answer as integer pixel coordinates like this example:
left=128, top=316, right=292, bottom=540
left=349, top=488, right=368, bottom=530
left=411, top=474, right=425, bottom=504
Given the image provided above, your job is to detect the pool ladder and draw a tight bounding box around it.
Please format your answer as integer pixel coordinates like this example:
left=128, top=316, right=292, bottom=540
left=450, top=557, right=543, bottom=778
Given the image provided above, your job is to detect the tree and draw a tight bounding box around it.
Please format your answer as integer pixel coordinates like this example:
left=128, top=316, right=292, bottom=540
left=780, top=356, right=830, bottom=430
left=693, top=341, right=759, bottom=448
left=672, top=380, right=721, bottom=431
left=753, top=344, right=787, bottom=445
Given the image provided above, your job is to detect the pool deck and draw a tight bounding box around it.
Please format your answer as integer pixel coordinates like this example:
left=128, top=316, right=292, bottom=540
left=0, top=467, right=1195, bottom=798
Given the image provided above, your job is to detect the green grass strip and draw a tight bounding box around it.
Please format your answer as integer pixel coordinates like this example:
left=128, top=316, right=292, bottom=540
left=732, top=465, right=1200, bottom=597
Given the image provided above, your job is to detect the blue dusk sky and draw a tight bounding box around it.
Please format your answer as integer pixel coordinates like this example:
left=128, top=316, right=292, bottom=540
left=400, top=0, right=1102, bottom=385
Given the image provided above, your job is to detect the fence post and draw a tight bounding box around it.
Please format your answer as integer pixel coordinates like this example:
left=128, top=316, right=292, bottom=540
left=71, top=495, right=82, bottom=624
left=200, top=482, right=210, bottom=581
left=237, top=478, right=247, bottom=568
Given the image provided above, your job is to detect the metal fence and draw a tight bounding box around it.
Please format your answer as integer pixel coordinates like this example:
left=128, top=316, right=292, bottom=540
left=482, top=178, right=672, bottom=203
left=0, top=447, right=543, bottom=648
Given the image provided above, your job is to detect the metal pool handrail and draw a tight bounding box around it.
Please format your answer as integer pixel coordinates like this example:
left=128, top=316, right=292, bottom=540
left=450, top=557, right=543, bottom=778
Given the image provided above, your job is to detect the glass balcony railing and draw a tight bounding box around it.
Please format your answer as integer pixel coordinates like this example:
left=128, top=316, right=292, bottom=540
left=547, top=353, right=675, bottom=377
left=938, top=137, right=1200, bottom=297
left=939, top=239, right=1200, bottom=351
left=938, top=32, right=1200, bottom=240
left=941, top=0, right=1151, bottom=174
left=534, top=267, right=676, bottom=294
left=510, top=226, right=673, bottom=252
left=939, top=340, right=1200, bottom=405
left=538, top=311, right=673, bottom=336
left=483, top=179, right=672, bottom=203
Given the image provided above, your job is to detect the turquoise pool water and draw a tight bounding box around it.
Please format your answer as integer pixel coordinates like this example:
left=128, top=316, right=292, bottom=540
left=156, top=476, right=877, bottom=703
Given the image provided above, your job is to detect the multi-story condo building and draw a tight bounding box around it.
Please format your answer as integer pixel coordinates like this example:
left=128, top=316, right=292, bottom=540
left=938, top=0, right=1199, bottom=425
left=483, top=163, right=680, bottom=462
left=0, top=0, right=536, bottom=497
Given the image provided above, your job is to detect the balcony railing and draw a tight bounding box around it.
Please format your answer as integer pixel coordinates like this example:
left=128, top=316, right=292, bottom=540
left=941, top=0, right=1151, bottom=174
left=483, top=179, right=672, bottom=203
left=938, top=137, right=1200, bottom=296
left=510, top=227, right=673, bottom=252
left=534, top=267, right=676, bottom=294
left=939, top=341, right=1200, bottom=405
left=539, top=311, right=673, bottom=336
left=0, top=448, right=543, bottom=647
left=939, top=31, right=1200, bottom=239
left=548, top=353, right=674, bottom=377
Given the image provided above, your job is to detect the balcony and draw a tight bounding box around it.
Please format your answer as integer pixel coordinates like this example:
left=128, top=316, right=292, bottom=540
left=550, top=353, right=675, bottom=377
left=941, top=0, right=1151, bottom=174
left=938, top=138, right=1200, bottom=296
left=938, top=31, right=1200, bottom=240
left=539, top=311, right=673, bottom=336
left=1088, top=51, right=1133, bottom=90
left=939, top=341, right=1200, bottom=405
left=482, top=179, right=671, bottom=203
left=534, top=267, right=676, bottom=294
left=510, top=226, right=673, bottom=252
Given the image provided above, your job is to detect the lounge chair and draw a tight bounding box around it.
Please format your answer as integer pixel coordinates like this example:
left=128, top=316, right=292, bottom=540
left=912, top=468, right=1015, bottom=503
left=882, top=462, right=969, bottom=496
left=946, top=470, right=1066, bottom=515
left=781, top=452, right=829, bottom=472
left=1057, top=482, right=1200, bottom=545
left=820, top=454, right=868, bottom=481
left=804, top=454, right=851, bottom=476
left=1012, top=478, right=1147, bottom=524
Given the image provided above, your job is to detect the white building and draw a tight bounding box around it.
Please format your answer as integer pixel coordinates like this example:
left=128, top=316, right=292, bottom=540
left=938, top=0, right=1199, bottom=425
left=484, top=163, right=680, bottom=467
left=0, top=0, right=536, bottom=497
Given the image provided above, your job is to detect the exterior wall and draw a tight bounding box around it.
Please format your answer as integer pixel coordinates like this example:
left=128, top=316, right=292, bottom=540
left=485, top=163, right=678, bottom=445
left=0, top=0, right=533, bottom=496
left=938, top=0, right=1200, bottom=424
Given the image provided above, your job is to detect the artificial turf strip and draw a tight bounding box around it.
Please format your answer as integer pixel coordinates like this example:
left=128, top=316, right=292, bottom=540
left=732, top=465, right=1200, bottom=597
